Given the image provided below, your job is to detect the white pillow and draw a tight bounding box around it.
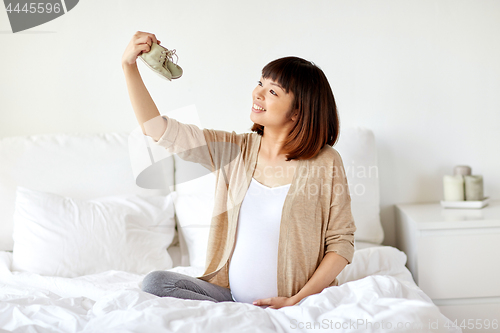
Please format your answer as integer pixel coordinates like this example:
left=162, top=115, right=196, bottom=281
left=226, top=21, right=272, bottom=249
left=337, top=246, right=408, bottom=285
left=12, top=186, right=176, bottom=277
left=335, top=127, right=384, bottom=244
left=172, top=193, right=214, bottom=269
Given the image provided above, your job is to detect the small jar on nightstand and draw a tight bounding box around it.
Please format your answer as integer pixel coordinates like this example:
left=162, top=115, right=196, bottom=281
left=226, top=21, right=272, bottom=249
left=395, top=200, right=500, bottom=332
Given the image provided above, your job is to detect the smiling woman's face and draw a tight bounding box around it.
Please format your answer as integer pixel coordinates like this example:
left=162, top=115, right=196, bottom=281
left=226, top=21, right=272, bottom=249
left=250, top=77, right=296, bottom=129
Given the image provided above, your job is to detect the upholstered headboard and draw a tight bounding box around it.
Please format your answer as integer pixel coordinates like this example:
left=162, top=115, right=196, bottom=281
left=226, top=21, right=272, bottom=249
left=0, top=131, right=173, bottom=251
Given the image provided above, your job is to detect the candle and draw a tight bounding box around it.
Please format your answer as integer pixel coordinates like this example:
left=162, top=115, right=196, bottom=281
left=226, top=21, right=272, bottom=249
left=453, top=165, right=472, bottom=176
left=465, top=175, right=484, bottom=201
left=443, top=175, right=465, bottom=201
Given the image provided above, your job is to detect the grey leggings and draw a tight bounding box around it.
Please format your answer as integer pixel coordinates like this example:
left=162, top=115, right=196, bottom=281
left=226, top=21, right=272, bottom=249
left=141, top=270, right=234, bottom=303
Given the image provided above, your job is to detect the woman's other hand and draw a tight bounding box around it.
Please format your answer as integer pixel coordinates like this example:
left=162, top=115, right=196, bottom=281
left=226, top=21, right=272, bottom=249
left=122, top=31, right=161, bottom=68
left=252, top=296, right=298, bottom=309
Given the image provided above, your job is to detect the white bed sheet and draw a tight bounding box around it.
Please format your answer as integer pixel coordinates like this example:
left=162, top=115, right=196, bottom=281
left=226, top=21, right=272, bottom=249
left=0, top=244, right=461, bottom=333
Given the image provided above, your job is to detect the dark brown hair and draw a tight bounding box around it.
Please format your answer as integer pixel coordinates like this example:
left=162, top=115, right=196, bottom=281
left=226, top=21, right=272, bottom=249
left=251, top=56, right=339, bottom=161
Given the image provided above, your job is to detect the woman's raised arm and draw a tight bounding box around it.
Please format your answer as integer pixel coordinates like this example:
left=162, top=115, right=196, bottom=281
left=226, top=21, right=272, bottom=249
left=122, top=31, right=166, bottom=142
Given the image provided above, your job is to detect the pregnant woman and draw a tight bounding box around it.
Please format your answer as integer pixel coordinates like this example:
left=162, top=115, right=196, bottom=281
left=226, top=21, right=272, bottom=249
left=122, top=31, right=356, bottom=309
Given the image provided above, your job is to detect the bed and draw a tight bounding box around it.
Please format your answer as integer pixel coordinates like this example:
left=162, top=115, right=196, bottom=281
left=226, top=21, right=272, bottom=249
left=0, top=108, right=461, bottom=332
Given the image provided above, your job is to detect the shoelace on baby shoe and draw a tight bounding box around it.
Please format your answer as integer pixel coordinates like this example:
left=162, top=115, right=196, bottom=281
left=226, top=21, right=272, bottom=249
left=159, top=49, right=179, bottom=66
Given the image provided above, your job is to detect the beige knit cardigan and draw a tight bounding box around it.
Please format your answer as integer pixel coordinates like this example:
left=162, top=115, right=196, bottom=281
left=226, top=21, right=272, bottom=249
left=153, top=115, right=356, bottom=298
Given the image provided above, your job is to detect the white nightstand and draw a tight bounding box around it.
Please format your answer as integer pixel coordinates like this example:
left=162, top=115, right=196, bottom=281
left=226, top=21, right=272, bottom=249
left=395, top=201, right=500, bottom=332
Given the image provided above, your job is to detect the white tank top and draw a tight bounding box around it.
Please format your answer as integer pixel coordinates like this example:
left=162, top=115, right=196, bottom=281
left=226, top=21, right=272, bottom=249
left=228, top=177, right=291, bottom=303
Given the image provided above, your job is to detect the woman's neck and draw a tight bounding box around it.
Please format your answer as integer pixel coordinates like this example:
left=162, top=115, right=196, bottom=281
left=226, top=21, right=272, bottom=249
left=259, top=129, right=290, bottom=162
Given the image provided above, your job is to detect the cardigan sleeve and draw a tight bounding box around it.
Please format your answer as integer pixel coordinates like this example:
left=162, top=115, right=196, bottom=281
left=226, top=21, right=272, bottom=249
left=324, top=150, right=356, bottom=264
left=152, top=115, right=243, bottom=173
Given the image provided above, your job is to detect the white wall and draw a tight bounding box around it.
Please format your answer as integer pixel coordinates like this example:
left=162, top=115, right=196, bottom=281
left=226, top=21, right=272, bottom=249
left=1, top=0, right=499, bottom=247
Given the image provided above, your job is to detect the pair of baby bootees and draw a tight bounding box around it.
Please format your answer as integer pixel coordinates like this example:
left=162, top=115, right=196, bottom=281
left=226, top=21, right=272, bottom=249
left=139, top=42, right=182, bottom=81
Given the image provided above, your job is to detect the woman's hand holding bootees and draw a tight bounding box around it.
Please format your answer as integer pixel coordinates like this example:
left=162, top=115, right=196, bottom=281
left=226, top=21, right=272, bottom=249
left=121, top=31, right=161, bottom=68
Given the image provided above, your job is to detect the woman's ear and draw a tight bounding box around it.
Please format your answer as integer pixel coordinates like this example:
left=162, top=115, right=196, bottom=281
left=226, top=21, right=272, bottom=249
left=291, top=111, right=299, bottom=122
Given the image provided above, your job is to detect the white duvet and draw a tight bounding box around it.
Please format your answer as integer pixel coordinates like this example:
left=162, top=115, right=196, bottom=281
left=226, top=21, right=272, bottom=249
left=0, top=246, right=461, bottom=333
